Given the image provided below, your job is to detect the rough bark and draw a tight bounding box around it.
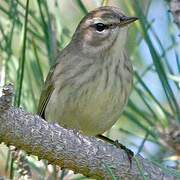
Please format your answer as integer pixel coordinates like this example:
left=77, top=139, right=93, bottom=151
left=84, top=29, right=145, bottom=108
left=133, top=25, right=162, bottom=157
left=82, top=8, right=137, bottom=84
left=170, top=0, right=180, bottom=27
left=0, top=84, right=176, bottom=179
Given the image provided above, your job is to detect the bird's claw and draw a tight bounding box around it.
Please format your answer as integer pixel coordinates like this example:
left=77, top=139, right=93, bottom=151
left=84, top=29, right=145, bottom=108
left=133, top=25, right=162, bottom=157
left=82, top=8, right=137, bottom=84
left=114, top=140, right=134, bottom=168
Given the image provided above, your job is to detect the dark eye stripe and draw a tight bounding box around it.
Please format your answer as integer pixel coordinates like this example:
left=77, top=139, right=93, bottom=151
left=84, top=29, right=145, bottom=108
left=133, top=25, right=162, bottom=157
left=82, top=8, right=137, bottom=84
left=91, top=23, right=116, bottom=32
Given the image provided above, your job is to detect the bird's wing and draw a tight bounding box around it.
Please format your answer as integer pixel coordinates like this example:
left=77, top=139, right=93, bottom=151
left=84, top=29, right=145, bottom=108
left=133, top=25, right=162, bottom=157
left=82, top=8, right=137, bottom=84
left=37, top=64, right=56, bottom=118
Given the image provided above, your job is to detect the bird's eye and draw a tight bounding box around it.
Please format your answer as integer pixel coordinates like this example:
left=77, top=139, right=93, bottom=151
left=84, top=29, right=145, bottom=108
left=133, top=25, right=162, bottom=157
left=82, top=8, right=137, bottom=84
left=94, top=23, right=107, bottom=32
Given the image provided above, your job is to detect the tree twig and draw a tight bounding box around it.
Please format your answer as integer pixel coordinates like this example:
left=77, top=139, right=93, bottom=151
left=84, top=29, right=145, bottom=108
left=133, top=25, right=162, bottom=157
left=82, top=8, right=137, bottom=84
left=170, top=0, right=180, bottom=27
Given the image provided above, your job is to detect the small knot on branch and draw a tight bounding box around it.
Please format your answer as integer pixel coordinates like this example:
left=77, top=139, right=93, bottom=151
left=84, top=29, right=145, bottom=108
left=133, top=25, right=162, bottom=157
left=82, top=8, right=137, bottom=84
left=170, top=0, right=180, bottom=27
left=0, top=83, right=14, bottom=112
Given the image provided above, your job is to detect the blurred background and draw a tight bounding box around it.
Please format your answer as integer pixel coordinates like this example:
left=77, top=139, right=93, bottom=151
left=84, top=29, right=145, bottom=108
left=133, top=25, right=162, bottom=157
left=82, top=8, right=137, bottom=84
left=0, top=0, right=179, bottom=179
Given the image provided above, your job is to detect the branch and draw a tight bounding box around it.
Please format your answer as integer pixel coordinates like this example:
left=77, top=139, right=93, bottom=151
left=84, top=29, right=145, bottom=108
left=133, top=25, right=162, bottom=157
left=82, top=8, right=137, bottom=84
left=0, top=84, right=176, bottom=179
left=170, top=0, right=180, bottom=27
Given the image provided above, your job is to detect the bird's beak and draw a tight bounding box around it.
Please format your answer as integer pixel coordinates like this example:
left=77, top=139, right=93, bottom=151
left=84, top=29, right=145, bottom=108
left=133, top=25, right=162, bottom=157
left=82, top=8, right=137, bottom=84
left=119, top=16, right=138, bottom=27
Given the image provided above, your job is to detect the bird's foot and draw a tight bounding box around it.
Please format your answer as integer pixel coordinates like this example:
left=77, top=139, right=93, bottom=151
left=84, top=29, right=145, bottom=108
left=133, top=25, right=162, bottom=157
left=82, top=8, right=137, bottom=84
left=114, top=140, right=134, bottom=168
left=96, top=135, right=134, bottom=168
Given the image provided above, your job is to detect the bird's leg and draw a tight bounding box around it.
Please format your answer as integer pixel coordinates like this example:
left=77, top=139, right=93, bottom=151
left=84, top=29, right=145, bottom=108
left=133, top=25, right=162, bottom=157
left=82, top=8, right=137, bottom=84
left=96, top=134, right=134, bottom=166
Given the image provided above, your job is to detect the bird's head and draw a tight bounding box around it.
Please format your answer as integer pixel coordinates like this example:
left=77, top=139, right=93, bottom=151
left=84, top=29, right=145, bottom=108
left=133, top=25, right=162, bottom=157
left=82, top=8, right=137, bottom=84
left=72, top=6, right=138, bottom=56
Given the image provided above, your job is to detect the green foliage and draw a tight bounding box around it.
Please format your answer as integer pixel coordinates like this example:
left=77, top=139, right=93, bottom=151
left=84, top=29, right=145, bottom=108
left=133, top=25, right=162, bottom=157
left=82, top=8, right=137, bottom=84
left=0, top=0, right=179, bottom=179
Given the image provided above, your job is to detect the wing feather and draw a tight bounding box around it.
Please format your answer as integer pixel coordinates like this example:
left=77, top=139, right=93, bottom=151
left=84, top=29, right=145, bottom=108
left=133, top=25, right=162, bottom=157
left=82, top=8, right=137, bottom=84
left=37, top=65, right=56, bottom=118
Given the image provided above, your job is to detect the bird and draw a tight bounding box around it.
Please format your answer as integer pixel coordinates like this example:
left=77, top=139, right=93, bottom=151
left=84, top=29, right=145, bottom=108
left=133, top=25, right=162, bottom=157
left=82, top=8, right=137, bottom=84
left=38, top=6, right=137, bottom=156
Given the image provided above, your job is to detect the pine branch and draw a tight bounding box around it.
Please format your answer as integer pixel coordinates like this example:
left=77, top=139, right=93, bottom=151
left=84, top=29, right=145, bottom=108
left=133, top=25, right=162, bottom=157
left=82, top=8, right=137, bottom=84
left=0, top=84, right=176, bottom=179
left=170, top=0, right=180, bottom=27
